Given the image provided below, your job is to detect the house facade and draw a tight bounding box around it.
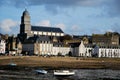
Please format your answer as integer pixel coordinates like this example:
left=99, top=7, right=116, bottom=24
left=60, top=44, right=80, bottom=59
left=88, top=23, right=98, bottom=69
left=53, top=42, right=70, bottom=56
left=71, top=41, right=92, bottom=57
left=22, top=36, right=52, bottom=55
left=0, top=39, right=6, bottom=54
left=96, top=45, right=120, bottom=58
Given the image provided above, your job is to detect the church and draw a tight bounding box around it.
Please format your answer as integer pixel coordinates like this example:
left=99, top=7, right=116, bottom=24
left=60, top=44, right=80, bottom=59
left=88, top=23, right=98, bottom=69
left=18, top=9, right=70, bottom=56
left=18, top=9, right=64, bottom=42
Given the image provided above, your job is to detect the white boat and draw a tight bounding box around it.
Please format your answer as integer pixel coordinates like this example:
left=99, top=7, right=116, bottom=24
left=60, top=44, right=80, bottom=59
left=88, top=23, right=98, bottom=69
left=8, top=63, right=17, bottom=66
left=35, top=69, right=47, bottom=74
left=54, top=70, right=75, bottom=76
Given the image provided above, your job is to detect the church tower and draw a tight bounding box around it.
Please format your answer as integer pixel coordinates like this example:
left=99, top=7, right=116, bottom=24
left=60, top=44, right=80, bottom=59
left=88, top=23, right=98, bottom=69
left=20, top=9, right=31, bottom=37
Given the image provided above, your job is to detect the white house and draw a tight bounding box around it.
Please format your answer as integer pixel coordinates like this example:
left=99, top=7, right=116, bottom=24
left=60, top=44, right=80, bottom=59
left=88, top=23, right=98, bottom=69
left=52, top=42, right=70, bottom=56
left=0, top=39, right=6, bottom=54
left=71, top=41, right=92, bottom=57
left=94, top=45, right=120, bottom=58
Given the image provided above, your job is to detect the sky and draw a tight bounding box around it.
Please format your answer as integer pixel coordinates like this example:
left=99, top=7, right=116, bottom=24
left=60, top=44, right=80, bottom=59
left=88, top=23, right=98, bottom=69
left=0, top=0, right=120, bottom=35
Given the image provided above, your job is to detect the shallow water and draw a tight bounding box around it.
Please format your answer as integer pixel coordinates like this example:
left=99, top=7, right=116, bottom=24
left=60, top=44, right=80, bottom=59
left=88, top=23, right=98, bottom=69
left=74, top=69, right=120, bottom=80
left=0, top=69, right=120, bottom=80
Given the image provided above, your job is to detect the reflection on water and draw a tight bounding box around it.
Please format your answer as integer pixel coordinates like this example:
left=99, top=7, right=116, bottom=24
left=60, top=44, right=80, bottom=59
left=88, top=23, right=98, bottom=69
left=0, top=69, right=120, bottom=80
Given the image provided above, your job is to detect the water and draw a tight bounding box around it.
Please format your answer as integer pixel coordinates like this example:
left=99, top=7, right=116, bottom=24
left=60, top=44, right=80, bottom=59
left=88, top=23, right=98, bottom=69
left=0, top=69, right=120, bottom=80
left=74, top=69, right=120, bottom=80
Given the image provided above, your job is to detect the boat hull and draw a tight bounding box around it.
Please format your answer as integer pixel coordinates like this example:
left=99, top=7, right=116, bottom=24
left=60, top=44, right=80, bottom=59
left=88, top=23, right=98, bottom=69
left=54, top=70, right=75, bottom=76
left=35, top=70, right=47, bottom=74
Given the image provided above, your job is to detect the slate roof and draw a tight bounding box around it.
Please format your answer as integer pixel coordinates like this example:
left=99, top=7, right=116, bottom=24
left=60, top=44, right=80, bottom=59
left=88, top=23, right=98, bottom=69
left=53, top=42, right=64, bottom=47
left=31, top=26, right=64, bottom=33
left=36, top=36, right=51, bottom=42
left=24, top=35, right=51, bottom=43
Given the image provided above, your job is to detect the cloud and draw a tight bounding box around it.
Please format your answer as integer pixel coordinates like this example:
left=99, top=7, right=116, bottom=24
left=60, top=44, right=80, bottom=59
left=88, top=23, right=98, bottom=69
left=1, top=0, right=120, bottom=17
left=4, top=0, right=105, bottom=7
left=55, top=23, right=66, bottom=31
left=0, top=19, right=19, bottom=33
left=70, top=25, right=83, bottom=35
left=35, top=20, right=66, bottom=31
left=35, top=20, right=51, bottom=27
left=1, top=0, right=118, bottom=16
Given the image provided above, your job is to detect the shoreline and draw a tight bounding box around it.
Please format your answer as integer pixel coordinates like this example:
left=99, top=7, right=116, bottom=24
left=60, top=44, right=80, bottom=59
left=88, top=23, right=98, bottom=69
left=0, top=56, right=120, bottom=70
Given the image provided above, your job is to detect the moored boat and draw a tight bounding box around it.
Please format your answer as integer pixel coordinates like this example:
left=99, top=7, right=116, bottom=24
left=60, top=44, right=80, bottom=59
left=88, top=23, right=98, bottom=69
left=35, top=69, right=47, bottom=74
left=8, top=63, right=17, bottom=66
left=54, top=70, right=75, bottom=76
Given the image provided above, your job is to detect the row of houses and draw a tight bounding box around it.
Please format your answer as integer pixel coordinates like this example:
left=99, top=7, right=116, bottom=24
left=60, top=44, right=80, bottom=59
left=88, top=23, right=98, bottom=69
left=71, top=41, right=120, bottom=58
left=1, top=34, right=120, bottom=58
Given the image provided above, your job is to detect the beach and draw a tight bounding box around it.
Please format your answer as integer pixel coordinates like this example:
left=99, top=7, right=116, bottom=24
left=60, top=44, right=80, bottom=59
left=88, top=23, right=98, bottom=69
left=0, top=56, right=120, bottom=70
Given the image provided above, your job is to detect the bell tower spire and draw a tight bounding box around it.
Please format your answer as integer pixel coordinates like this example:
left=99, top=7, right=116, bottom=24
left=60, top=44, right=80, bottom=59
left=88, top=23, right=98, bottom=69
left=20, top=9, right=31, bottom=37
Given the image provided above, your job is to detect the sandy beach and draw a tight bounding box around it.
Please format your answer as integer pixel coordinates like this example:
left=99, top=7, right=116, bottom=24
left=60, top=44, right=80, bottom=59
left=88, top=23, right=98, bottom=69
left=0, top=56, right=120, bottom=70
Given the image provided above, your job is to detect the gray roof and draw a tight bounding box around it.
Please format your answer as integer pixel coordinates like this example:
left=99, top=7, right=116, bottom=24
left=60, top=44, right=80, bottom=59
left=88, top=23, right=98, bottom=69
left=24, top=35, right=51, bottom=43
left=31, top=26, right=64, bottom=33
left=36, top=36, right=51, bottom=42
left=53, top=42, right=64, bottom=47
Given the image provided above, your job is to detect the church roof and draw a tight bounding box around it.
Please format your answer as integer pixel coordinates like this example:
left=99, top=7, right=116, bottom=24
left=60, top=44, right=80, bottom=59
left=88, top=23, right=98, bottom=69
left=31, top=26, right=64, bottom=33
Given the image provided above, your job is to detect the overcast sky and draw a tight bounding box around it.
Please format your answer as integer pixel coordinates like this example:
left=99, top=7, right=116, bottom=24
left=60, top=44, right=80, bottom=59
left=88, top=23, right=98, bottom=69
left=0, top=0, right=120, bottom=35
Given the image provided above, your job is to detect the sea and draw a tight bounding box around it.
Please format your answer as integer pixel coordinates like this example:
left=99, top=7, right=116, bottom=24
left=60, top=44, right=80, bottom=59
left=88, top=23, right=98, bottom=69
left=0, top=69, right=120, bottom=80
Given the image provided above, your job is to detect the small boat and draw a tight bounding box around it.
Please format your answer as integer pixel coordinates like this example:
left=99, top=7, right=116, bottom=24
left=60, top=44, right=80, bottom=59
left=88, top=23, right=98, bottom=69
left=35, top=69, right=47, bottom=74
left=8, top=63, right=17, bottom=66
left=54, top=70, right=75, bottom=76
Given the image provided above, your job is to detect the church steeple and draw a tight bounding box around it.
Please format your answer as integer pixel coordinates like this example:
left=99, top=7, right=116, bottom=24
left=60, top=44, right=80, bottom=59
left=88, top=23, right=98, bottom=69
left=22, top=9, right=29, bottom=16
left=21, top=9, right=30, bottom=25
left=20, top=9, right=31, bottom=36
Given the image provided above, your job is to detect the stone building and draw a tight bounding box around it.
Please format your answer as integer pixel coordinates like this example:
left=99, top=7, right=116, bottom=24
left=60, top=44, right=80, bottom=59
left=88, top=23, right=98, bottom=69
left=92, top=32, right=119, bottom=45
left=22, top=36, right=53, bottom=55
left=7, top=35, right=22, bottom=55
